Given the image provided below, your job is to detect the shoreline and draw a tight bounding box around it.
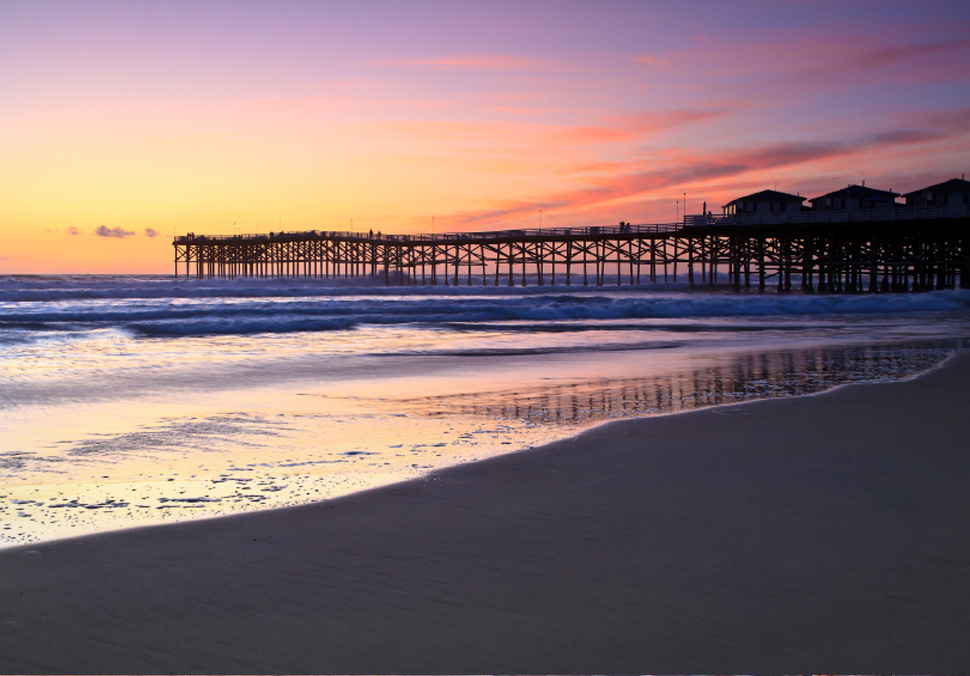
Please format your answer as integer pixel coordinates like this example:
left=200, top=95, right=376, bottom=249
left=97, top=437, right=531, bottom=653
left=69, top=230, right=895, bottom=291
left=2, top=353, right=970, bottom=672
left=2, top=337, right=960, bottom=549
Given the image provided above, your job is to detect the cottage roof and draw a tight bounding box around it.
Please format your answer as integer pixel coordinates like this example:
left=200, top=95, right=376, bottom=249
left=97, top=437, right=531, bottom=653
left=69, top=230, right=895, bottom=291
left=810, top=184, right=899, bottom=201
left=902, top=178, right=970, bottom=197
left=722, top=190, right=805, bottom=209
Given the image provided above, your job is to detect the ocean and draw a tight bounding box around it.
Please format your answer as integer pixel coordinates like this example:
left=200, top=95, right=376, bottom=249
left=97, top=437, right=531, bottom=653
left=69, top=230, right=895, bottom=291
left=2, top=273, right=969, bottom=547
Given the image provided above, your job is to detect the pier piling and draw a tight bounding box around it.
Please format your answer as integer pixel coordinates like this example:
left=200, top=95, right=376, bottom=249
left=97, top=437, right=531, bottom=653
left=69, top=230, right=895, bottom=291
left=175, top=210, right=969, bottom=292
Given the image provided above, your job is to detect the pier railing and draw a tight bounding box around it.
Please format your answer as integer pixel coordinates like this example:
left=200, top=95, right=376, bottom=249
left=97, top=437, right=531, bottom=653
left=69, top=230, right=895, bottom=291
left=691, top=204, right=970, bottom=227
left=174, top=222, right=682, bottom=244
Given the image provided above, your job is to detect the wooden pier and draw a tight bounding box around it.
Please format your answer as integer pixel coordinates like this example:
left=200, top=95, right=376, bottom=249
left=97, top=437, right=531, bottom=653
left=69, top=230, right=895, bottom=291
left=173, top=206, right=970, bottom=291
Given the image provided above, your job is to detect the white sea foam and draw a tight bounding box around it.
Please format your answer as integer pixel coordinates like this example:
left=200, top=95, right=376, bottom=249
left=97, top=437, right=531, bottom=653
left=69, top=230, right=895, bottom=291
left=3, top=274, right=969, bottom=341
left=1, top=274, right=969, bottom=547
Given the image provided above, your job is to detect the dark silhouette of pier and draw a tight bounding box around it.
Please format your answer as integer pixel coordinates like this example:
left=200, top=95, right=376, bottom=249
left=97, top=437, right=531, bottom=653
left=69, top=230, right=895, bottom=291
left=173, top=206, right=970, bottom=291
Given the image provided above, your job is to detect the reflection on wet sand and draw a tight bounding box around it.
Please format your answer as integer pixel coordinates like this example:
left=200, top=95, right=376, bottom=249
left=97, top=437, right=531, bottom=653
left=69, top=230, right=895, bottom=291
left=397, top=341, right=964, bottom=427
left=4, top=339, right=963, bottom=548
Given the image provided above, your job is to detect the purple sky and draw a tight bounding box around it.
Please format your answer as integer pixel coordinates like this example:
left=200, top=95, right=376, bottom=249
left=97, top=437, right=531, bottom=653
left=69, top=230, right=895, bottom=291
left=2, top=0, right=969, bottom=271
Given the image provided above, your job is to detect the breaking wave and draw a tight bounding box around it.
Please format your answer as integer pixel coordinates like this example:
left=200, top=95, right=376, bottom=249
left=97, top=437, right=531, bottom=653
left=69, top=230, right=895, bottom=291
left=2, top=274, right=969, bottom=340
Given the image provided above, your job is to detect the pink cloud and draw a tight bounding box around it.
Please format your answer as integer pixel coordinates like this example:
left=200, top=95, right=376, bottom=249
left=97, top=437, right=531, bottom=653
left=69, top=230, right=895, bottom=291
left=790, top=35, right=970, bottom=87
left=894, top=107, right=970, bottom=134
left=841, top=37, right=969, bottom=71
left=446, top=113, right=970, bottom=228
left=646, top=30, right=970, bottom=96
left=243, top=93, right=450, bottom=118
left=606, top=108, right=727, bottom=135
left=388, top=55, right=547, bottom=72
left=488, top=106, right=563, bottom=116
left=361, top=106, right=728, bottom=152
left=547, top=108, right=728, bottom=147
left=634, top=56, right=663, bottom=68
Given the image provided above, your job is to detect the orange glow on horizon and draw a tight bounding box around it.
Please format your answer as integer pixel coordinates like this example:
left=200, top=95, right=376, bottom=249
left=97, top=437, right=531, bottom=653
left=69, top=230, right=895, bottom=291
left=3, top=3, right=969, bottom=273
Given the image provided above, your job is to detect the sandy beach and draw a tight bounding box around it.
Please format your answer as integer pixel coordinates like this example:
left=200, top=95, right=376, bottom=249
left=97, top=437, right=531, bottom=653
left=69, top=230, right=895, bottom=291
left=2, top=353, right=969, bottom=673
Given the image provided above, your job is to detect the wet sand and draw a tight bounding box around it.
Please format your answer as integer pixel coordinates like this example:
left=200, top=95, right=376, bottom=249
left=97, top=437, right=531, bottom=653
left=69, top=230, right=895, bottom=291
left=2, top=354, right=969, bottom=673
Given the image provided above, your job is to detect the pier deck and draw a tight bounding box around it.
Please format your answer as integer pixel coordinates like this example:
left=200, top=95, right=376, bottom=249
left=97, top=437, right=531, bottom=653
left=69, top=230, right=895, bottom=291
left=174, top=207, right=970, bottom=292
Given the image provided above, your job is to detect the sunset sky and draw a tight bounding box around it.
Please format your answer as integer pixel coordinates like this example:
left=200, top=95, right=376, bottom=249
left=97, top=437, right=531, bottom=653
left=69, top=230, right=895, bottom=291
left=3, top=0, right=969, bottom=273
